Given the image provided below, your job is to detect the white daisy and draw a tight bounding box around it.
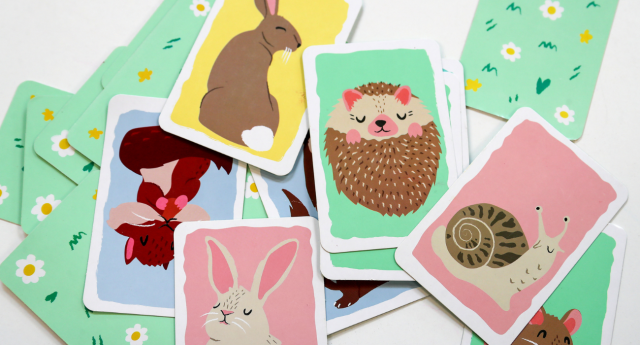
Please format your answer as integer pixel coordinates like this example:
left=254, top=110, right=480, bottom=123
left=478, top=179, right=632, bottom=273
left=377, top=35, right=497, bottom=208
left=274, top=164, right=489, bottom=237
left=189, top=0, right=211, bottom=17
left=554, top=105, right=575, bottom=125
left=540, top=1, right=564, bottom=20
left=50, top=130, right=76, bottom=157
left=501, top=42, right=521, bottom=62
left=31, top=194, right=61, bottom=221
left=15, top=254, right=45, bottom=284
left=125, top=324, right=149, bottom=345
left=245, top=174, right=260, bottom=199
left=0, top=184, right=9, bottom=205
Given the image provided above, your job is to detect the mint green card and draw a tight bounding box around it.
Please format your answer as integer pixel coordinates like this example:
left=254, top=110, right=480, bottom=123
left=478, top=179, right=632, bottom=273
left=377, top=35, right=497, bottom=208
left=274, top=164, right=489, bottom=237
left=21, top=95, right=77, bottom=235
left=460, top=0, right=618, bottom=140
left=67, top=0, right=211, bottom=165
left=462, top=224, right=626, bottom=345
left=0, top=170, right=176, bottom=344
left=242, top=169, right=268, bottom=219
left=0, top=82, right=69, bottom=225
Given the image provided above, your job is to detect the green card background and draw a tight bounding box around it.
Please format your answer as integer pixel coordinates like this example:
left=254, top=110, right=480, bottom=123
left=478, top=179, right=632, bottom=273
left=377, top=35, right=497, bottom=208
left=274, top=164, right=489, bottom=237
left=315, top=49, right=450, bottom=240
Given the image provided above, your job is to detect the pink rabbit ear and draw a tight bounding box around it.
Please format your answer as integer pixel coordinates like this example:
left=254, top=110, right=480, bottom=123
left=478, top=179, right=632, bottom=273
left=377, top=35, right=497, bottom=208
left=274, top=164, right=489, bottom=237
left=206, top=237, right=238, bottom=296
left=267, top=0, right=278, bottom=15
left=394, top=85, right=412, bottom=105
left=253, top=239, right=299, bottom=302
left=561, top=309, right=582, bottom=335
left=529, top=308, right=545, bottom=325
left=255, top=0, right=278, bottom=17
left=343, top=89, right=363, bottom=111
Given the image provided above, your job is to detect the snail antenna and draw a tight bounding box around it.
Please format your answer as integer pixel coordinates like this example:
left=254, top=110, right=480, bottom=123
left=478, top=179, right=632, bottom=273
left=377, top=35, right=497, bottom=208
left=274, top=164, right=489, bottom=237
left=555, top=216, right=570, bottom=240
left=535, top=206, right=547, bottom=239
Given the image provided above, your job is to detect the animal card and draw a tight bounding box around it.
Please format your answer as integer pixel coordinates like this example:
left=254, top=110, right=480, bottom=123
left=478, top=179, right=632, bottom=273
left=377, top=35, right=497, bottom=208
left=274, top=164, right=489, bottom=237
left=242, top=169, right=269, bottom=219
left=67, top=0, right=212, bottom=165
left=0, top=82, right=71, bottom=225
left=443, top=59, right=469, bottom=171
left=0, top=170, right=177, bottom=344
left=173, top=217, right=327, bottom=345
left=460, top=0, right=618, bottom=140
left=159, top=0, right=362, bottom=176
left=303, top=40, right=458, bottom=252
left=84, top=95, right=245, bottom=317
left=460, top=223, right=627, bottom=345
left=21, top=95, right=76, bottom=234
left=395, top=107, right=627, bottom=345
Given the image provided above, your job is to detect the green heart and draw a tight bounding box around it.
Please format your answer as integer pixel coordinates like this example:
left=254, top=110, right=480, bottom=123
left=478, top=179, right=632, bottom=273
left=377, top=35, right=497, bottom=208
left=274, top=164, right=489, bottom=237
left=536, top=78, right=551, bottom=94
left=45, top=291, right=57, bottom=303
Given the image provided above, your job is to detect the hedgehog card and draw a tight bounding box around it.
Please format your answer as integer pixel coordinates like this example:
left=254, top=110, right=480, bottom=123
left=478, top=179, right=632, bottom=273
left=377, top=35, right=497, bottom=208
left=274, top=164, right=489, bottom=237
left=84, top=95, right=246, bottom=317
left=159, top=0, right=362, bottom=176
left=173, top=217, right=326, bottom=345
left=303, top=40, right=458, bottom=253
left=395, top=108, right=627, bottom=345
left=461, top=224, right=627, bottom=345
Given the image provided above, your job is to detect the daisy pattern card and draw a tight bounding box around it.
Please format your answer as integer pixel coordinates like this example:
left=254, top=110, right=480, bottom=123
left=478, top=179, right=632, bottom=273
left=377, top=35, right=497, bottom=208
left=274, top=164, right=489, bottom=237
left=174, top=218, right=326, bottom=345
left=395, top=107, right=627, bottom=345
left=461, top=224, right=626, bottom=345
left=442, top=59, right=469, bottom=171
left=303, top=40, right=458, bottom=253
left=460, top=0, right=618, bottom=140
left=84, top=95, right=245, bottom=317
left=159, top=0, right=362, bottom=176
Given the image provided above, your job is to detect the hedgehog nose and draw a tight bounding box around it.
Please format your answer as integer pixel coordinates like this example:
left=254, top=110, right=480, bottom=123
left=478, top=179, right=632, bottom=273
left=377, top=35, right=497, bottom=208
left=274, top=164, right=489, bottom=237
left=375, top=120, right=386, bottom=127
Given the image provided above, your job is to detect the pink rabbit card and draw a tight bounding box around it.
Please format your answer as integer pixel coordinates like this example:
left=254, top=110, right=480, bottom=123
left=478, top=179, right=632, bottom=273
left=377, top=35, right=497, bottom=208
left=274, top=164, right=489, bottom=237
left=394, top=107, right=627, bottom=345
left=159, top=0, right=362, bottom=176
left=174, top=217, right=326, bottom=345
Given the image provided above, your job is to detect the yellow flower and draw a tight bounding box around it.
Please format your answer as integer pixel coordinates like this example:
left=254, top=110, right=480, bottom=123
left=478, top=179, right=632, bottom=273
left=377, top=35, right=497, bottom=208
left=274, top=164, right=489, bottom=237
left=540, top=1, right=564, bottom=20
left=88, top=128, right=103, bottom=139
left=93, top=190, right=97, bottom=200
left=0, top=184, right=9, bottom=205
left=245, top=175, right=260, bottom=199
left=138, top=68, right=152, bottom=82
left=15, top=254, right=45, bottom=284
left=190, top=0, right=211, bottom=17
left=31, top=194, right=61, bottom=221
left=51, top=130, right=76, bottom=157
left=580, top=30, right=593, bottom=44
left=125, top=324, right=148, bottom=345
left=42, top=109, right=54, bottom=121
left=465, top=79, right=482, bottom=92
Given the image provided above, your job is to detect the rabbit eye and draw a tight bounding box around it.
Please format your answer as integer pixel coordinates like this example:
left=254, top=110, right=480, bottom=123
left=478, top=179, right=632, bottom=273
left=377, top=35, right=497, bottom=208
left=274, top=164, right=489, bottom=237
left=243, top=309, right=252, bottom=316
left=276, top=26, right=286, bottom=32
left=356, top=116, right=366, bottom=123
left=537, top=330, right=547, bottom=338
left=213, top=302, right=220, bottom=309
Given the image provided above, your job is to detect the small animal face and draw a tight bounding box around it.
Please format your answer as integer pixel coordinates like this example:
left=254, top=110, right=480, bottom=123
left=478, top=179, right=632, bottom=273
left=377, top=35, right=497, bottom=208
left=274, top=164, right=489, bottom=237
left=326, top=83, right=433, bottom=142
left=256, top=0, right=301, bottom=53
left=514, top=307, right=581, bottom=345
left=204, top=287, right=270, bottom=344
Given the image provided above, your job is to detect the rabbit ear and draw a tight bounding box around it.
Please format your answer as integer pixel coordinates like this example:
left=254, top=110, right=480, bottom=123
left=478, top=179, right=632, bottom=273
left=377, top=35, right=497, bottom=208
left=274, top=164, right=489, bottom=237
left=255, top=0, right=278, bottom=17
left=252, top=239, right=299, bottom=303
left=206, top=236, right=238, bottom=296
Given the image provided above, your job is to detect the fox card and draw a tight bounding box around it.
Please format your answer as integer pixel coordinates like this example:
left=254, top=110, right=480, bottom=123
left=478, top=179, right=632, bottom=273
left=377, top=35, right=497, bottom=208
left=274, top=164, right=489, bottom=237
left=159, top=0, right=362, bottom=176
left=395, top=107, right=627, bottom=344
left=303, top=40, right=458, bottom=253
left=174, top=217, right=326, bottom=345
left=84, top=95, right=246, bottom=317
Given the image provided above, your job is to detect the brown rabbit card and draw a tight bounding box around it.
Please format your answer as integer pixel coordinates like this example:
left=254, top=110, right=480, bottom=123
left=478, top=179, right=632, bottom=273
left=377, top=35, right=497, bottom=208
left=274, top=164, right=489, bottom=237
left=159, top=0, right=362, bottom=176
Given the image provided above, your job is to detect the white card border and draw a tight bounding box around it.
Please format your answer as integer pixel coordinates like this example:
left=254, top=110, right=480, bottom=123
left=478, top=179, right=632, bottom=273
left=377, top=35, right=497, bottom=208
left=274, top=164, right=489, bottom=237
left=320, top=248, right=415, bottom=281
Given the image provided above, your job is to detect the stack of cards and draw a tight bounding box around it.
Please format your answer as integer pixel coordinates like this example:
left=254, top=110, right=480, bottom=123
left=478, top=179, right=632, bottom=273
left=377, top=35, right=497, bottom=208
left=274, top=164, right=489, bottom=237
left=0, top=0, right=628, bottom=345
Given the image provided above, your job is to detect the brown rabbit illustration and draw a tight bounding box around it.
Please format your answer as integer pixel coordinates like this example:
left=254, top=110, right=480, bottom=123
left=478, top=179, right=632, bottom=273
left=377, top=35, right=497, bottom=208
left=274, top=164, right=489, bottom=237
left=200, top=0, right=302, bottom=152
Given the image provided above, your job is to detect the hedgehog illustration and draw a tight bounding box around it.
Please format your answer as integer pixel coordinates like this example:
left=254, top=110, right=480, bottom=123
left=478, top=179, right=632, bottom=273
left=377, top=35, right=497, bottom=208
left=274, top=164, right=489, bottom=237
left=324, top=82, right=441, bottom=216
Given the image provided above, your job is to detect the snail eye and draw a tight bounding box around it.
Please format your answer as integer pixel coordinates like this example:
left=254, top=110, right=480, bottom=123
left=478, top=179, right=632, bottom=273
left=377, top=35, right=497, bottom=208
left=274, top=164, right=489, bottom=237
left=213, top=302, right=220, bottom=309
left=243, top=308, right=252, bottom=316
left=397, top=113, right=407, bottom=120
left=537, top=330, right=547, bottom=338
left=355, top=116, right=366, bottom=123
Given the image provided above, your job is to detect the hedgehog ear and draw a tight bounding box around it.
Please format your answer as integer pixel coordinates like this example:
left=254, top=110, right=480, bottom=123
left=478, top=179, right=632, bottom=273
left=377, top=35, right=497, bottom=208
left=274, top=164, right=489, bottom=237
left=529, top=307, right=545, bottom=325
left=561, top=309, right=582, bottom=335
left=342, top=89, right=363, bottom=111
left=394, top=86, right=412, bottom=105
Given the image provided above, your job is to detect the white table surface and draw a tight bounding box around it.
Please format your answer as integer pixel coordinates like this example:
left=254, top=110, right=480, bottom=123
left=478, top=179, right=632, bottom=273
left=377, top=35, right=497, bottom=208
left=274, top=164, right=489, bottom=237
left=0, top=1, right=638, bottom=344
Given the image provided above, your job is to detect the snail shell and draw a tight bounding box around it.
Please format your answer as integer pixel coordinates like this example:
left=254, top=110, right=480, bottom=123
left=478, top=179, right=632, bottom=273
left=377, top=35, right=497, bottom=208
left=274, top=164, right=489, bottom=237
left=445, top=203, right=528, bottom=269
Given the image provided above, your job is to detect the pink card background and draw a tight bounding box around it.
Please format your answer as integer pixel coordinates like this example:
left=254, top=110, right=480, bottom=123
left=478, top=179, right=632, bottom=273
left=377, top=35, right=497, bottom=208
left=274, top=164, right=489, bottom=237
left=183, top=226, right=317, bottom=344
left=412, top=120, right=617, bottom=334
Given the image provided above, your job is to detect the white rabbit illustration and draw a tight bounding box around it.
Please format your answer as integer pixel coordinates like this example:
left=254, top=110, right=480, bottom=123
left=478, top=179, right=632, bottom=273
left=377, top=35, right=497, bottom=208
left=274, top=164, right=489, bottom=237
left=203, top=236, right=299, bottom=345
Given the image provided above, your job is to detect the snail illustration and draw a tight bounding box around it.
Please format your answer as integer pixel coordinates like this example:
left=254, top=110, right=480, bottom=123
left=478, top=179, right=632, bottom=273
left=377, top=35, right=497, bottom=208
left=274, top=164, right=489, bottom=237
left=431, top=204, right=570, bottom=311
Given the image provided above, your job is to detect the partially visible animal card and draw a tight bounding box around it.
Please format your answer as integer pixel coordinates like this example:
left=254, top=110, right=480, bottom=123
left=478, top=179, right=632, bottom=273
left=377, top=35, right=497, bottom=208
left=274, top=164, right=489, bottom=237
left=159, top=0, right=362, bottom=176
left=443, top=58, right=469, bottom=171
left=21, top=95, right=76, bottom=235
left=0, top=170, right=177, bottom=344
left=67, top=0, right=212, bottom=165
left=173, top=217, right=327, bottom=345
left=0, top=81, right=71, bottom=225
left=460, top=0, right=618, bottom=140
left=443, top=61, right=465, bottom=175
left=461, top=224, right=627, bottom=345
left=321, top=247, right=414, bottom=281
left=242, top=169, right=269, bottom=219
left=395, top=107, right=627, bottom=344
left=325, top=280, right=428, bottom=334
left=303, top=40, right=458, bottom=252
left=84, top=95, right=246, bottom=317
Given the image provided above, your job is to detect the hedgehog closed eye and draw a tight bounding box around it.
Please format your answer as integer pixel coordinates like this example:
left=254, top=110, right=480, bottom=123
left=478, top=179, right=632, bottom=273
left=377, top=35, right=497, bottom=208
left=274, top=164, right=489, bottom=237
left=356, top=116, right=366, bottom=123
left=397, top=113, right=407, bottom=120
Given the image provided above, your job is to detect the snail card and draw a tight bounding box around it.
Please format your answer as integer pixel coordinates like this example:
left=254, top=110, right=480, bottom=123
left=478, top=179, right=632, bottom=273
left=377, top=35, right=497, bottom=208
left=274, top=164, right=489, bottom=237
left=159, top=0, right=362, bottom=176
left=460, top=0, right=618, bottom=140
left=84, top=95, right=246, bottom=317
left=461, top=223, right=627, bottom=345
left=303, top=40, right=458, bottom=253
left=173, top=217, right=327, bottom=345
left=395, top=107, right=627, bottom=345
